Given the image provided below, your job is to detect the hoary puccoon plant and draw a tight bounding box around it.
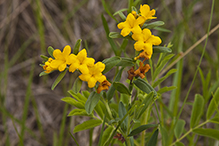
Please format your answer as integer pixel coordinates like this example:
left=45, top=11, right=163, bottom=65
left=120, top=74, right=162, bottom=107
left=40, top=2, right=219, bottom=146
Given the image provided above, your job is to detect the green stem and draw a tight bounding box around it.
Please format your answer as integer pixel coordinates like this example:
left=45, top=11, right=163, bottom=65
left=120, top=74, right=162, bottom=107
left=100, top=96, right=113, bottom=119
left=170, top=120, right=209, bottom=146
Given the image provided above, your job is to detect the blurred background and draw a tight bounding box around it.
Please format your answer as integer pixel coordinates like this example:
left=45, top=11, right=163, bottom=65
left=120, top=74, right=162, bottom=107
left=0, top=0, right=218, bottom=145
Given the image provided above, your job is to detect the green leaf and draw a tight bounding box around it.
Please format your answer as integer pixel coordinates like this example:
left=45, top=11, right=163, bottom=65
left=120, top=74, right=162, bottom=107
left=48, top=46, right=54, bottom=58
left=133, top=78, right=157, bottom=96
left=113, top=8, right=128, bottom=18
left=193, top=128, right=219, bottom=140
left=153, top=54, right=175, bottom=81
left=118, top=102, right=128, bottom=130
left=61, top=97, right=84, bottom=109
left=174, top=119, right=185, bottom=139
left=190, top=94, right=204, bottom=128
left=119, top=39, right=129, bottom=51
left=113, top=82, right=131, bottom=95
left=206, top=87, right=219, bottom=119
left=147, top=129, right=159, bottom=146
left=73, top=119, right=102, bottom=133
left=116, top=57, right=134, bottom=67
left=101, top=14, right=119, bottom=56
left=51, top=69, right=67, bottom=90
left=137, top=92, right=154, bottom=119
left=72, top=77, right=82, bottom=93
left=109, top=32, right=123, bottom=38
left=160, top=125, right=168, bottom=146
left=100, top=126, right=114, bottom=146
left=39, top=71, right=50, bottom=76
left=157, top=86, right=177, bottom=94
left=102, top=56, right=121, bottom=74
left=143, top=21, right=165, bottom=29
left=40, top=55, right=49, bottom=61
left=101, top=0, right=117, bottom=22
left=209, top=115, right=219, bottom=124
left=154, top=27, right=171, bottom=32
left=85, top=92, right=101, bottom=114
left=94, top=101, right=105, bottom=120
left=68, top=90, right=87, bottom=102
left=175, top=142, right=185, bottom=146
left=153, top=69, right=177, bottom=88
left=73, top=39, right=82, bottom=55
left=128, top=124, right=157, bottom=136
left=153, top=46, right=172, bottom=53
left=68, top=109, right=91, bottom=117
left=106, top=67, right=124, bottom=101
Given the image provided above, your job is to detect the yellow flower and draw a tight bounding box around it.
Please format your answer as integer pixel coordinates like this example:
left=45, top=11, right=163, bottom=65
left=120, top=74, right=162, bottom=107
left=43, top=58, right=56, bottom=73
left=117, top=13, right=142, bottom=37
left=50, top=45, right=71, bottom=72
left=137, top=4, right=157, bottom=25
left=132, top=28, right=161, bottom=58
left=79, top=62, right=106, bottom=88
left=67, top=49, right=95, bottom=74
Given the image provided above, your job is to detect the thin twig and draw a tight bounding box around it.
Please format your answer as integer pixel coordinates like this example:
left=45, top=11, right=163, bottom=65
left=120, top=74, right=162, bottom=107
left=158, top=23, right=219, bottom=78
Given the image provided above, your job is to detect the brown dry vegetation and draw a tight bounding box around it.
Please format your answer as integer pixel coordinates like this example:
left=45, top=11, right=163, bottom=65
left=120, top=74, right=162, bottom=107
left=0, top=0, right=218, bottom=145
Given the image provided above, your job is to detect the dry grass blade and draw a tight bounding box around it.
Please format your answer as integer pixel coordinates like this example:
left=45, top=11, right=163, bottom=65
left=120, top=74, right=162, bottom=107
left=158, top=23, right=219, bottom=78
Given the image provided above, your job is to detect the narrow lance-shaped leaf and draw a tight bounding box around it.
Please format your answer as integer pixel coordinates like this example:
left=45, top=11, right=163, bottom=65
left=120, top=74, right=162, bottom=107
left=68, top=109, right=91, bottom=117
left=157, top=86, right=177, bottom=94
left=174, top=119, right=186, bottom=139
left=206, top=87, right=219, bottom=119
left=85, top=91, right=101, bottom=114
left=51, top=69, right=67, bottom=90
left=153, top=54, right=175, bottom=81
left=109, top=32, right=123, bottom=38
left=147, top=129, right=159, bottom=146
left=48, top=46, right=54, bottom=58
left=116, top=57, right=134, bottom=67
left=153, top=46, right=172, bottom=54
left=73, top=119, right=102, bottom=133
left=101, top=14, right=119, bottom=55
left=72, top=77, right=82, bottom=93
left=118, top=102, right=128, bottom=130
left=61, top=97, right=84, bottom=109
left=143, top=21, right=165, bottom=29
left=153, top=69, right=177, bottom=88
left=128, top=124, right=158, bottom=136
left=106, top=67, right=124, bottom=101
left=73, top=39, right=82, bottom=55
left=100, top=126, right=114, bottom=146
left=137, top=92, right=154, bottom=119
left=190, top=94, right=204, bottom=128
left=193, top=128, right=219, bottom=140
left=133, top=78, right=157, bottom=96
left=113, top=82, right=131, bottom=95
left=102, top=56, right=121, bottom=74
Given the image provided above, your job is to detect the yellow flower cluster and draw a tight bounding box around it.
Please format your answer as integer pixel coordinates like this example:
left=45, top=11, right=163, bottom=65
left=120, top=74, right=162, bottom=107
left=117, top=4, right=161, bottom=59
left=43, top=45, right=106, bottom=88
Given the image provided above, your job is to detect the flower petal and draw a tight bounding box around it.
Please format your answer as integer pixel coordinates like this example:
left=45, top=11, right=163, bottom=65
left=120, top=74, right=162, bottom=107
left=121, top=27, right=131, bottom=37
left=63, top=45, right=71, bottom=58
left=79, top=74, right=91, bottom=82
left=87, top=77, right=97, bottom=88
left=53, top=49, right=62, bottom=60
left=50, top=60, right=64, bottom=68
left=84, top=57, right=95, bottom=67
left=77, top=49, right=87, bottom=63
left=147, top=35, right=162, bottom=45
left=134, top=41, right=145, bottom=51
left=58, top=63, right=66, bottom=72
left=78, top=64, right=89, bottom=74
